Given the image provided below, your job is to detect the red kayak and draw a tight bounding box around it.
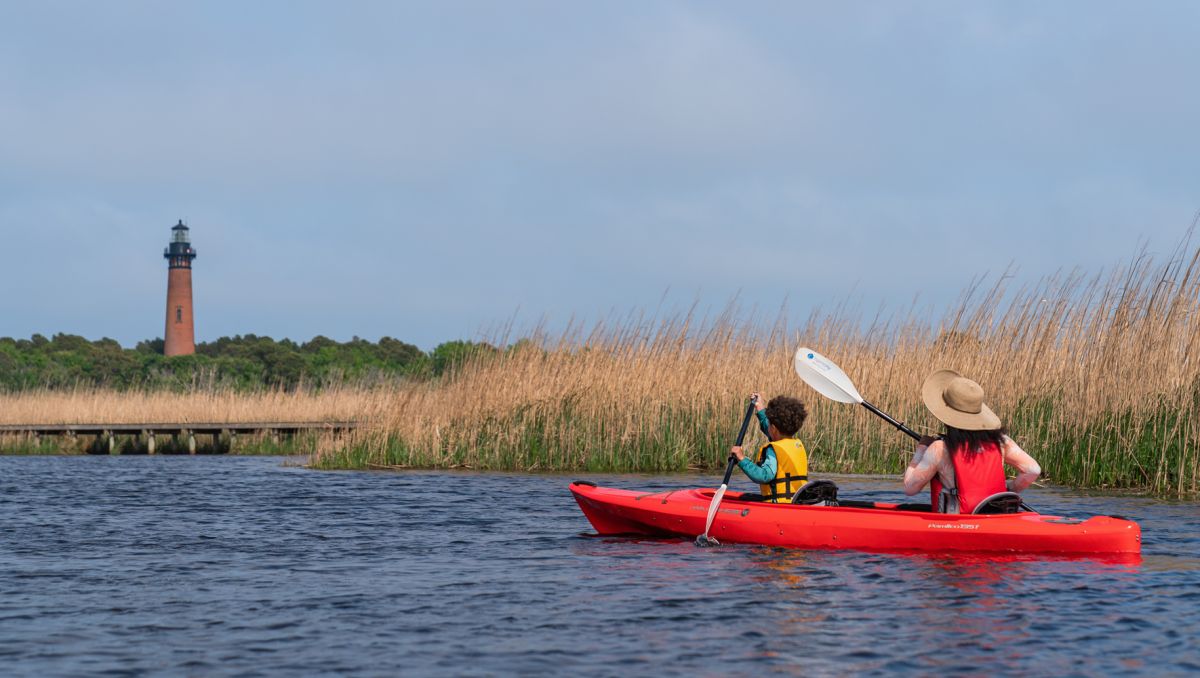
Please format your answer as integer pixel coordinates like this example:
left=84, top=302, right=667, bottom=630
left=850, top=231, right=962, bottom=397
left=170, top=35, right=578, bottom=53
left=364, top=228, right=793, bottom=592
left=570, top=482, right=1141, bottom=555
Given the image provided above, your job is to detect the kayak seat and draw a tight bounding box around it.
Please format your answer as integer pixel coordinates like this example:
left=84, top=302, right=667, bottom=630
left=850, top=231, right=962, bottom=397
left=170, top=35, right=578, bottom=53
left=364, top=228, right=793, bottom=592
left=790, top=480, right=839, bottom=506
left=972, top=491, right=1024, bottom=515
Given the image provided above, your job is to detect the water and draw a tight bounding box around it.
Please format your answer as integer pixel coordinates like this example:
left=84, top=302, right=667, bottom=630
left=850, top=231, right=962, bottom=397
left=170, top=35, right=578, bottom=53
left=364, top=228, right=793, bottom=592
left=1, top=456, right=1197, bottom=676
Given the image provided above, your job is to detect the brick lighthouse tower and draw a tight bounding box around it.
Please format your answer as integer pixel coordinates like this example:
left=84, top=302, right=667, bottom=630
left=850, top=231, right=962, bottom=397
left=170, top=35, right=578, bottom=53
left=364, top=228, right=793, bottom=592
left=163, top=220, right=198, bottom=357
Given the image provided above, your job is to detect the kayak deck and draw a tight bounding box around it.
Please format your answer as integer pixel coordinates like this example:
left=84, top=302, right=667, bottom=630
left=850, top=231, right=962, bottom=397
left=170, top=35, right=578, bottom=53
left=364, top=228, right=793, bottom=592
left=570, top=482, right=1141, bottom=555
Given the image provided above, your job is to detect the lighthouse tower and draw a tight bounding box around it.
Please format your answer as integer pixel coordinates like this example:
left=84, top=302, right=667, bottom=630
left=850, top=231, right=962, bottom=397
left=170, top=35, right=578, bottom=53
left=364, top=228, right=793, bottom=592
left=163, top=220, right=198, bottom=357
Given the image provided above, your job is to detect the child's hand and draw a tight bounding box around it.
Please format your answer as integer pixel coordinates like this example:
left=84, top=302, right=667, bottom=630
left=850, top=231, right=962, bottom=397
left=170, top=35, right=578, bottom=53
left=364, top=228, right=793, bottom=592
left=750, top=393, right=765, bottom=411
left=730, top=446, right=745, bottom=461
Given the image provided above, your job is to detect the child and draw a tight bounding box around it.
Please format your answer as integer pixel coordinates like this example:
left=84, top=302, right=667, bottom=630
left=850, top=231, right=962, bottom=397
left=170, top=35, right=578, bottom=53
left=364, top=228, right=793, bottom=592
left=730, top=393, right=810, bottom=503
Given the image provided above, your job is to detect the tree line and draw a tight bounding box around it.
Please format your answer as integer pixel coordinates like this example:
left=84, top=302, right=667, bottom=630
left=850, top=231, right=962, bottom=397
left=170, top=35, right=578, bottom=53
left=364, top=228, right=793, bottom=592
left=0, top=334, right=500, bottom=391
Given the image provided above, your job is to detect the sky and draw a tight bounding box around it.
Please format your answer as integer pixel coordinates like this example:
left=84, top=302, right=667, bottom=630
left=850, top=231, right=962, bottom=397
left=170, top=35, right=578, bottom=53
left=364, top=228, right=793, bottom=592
left=1, top=1, right=1198, bottom=350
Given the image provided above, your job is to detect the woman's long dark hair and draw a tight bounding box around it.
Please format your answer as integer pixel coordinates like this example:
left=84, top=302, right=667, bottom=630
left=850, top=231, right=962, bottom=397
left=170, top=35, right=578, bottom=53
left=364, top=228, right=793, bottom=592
left=943, top=426, right=1006, bottom=456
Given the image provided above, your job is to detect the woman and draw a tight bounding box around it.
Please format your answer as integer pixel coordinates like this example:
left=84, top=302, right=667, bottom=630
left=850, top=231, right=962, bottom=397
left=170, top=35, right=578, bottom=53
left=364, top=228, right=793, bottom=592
left=904, top=370, right=1041, bottom=513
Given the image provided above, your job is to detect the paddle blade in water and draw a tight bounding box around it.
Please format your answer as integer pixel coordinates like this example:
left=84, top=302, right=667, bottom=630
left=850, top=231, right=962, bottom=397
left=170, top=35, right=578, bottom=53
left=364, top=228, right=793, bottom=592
left=695, top=483, right=729, bottom=547
left=794, top=347, right=864, bottom=404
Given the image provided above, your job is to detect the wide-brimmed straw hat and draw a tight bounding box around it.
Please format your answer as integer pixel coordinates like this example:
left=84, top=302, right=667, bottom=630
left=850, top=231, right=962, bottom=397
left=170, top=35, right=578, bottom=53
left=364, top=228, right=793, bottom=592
left=921, top=369, right=1002, bottom=431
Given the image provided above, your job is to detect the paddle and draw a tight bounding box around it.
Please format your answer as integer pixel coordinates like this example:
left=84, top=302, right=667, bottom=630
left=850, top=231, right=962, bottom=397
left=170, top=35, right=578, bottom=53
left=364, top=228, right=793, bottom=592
left=694, top=396, right=758, bottom=547
left=793, top=347, right=922, bottom=442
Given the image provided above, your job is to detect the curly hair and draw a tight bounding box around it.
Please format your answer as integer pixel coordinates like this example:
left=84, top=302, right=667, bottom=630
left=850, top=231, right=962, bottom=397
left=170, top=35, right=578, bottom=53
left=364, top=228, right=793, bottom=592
left=765, top=396, right=808, bottom=437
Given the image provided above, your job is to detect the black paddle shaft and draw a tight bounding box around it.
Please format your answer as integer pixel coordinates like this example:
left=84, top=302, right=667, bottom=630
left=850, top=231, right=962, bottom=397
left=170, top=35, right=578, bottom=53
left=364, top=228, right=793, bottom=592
left=860, top=399, right=923, bottom=442
left=720, top=401, right=759, bottom=485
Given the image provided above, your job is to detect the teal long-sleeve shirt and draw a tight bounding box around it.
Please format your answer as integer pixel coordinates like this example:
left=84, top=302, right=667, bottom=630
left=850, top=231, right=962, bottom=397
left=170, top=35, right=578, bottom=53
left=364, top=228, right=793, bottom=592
left=736, top=410, right=776, bottom=484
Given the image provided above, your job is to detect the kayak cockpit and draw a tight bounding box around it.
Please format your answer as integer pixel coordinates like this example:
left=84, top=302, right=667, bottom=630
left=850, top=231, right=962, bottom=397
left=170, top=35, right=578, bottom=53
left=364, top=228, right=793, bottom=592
left=698, top=482, right=1029, bottom=515
left=703, top=489, right=936, bottom=514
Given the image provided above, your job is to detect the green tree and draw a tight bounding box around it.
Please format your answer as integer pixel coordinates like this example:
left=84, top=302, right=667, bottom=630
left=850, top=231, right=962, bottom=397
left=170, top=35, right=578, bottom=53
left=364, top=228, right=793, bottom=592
left=0, top=333, right=520, bottom=392
left=430, top=340, right=498, bottom=376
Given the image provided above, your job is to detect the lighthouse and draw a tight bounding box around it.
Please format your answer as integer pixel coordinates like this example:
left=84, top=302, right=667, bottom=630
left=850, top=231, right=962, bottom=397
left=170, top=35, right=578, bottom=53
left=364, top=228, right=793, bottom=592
left=163, top=220, right=198, bottom=357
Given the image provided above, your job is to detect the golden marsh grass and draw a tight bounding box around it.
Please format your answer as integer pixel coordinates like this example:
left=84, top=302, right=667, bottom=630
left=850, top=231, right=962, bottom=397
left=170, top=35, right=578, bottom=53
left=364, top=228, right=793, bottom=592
left=4, top=237, right=1199, bottom=495
left=314, top=236, right=1200, bottom=496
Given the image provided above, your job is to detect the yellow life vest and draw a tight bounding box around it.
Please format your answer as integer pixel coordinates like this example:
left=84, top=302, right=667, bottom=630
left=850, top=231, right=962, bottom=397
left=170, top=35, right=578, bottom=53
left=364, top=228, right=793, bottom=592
left=758, top=438, right=808, bottom=503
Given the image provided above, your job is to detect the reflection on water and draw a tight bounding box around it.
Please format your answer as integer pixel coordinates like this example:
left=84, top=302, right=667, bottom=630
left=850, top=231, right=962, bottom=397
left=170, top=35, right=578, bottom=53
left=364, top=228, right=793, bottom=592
left=0, top=458, right=1196, bottom=675
left=1140, top=554, right=1200, bottom=572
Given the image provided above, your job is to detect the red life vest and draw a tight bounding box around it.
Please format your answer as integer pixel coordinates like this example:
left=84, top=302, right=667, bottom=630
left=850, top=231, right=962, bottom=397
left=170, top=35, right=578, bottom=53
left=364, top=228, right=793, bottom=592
left=929, top=440, right=1007, bottom=513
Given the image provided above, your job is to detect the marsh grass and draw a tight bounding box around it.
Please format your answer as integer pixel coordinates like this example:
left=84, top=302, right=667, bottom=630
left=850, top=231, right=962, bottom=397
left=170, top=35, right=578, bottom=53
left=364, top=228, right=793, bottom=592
left=5, top=236, right=1200, bottom=495
left=313, top=234, right=1200, bottom=496
left=0, top=388, right=374, bottom=455
left=0, top=436, right=67, bottom=455
left=0, top=387, right=384, bottom=424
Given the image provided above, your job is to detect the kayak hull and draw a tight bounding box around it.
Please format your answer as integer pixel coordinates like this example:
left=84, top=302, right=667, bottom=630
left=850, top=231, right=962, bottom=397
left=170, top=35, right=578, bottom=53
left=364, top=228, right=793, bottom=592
left=570, top=482, right=1141, bottom=554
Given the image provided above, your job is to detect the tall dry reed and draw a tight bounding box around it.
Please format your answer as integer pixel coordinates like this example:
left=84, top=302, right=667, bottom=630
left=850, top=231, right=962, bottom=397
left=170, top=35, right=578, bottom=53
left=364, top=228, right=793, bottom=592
left=313, top=234, right=1200, bottom=496
left=6, top=235, right=1199, bottom=495
left=0, top=386, right=386, bottom=425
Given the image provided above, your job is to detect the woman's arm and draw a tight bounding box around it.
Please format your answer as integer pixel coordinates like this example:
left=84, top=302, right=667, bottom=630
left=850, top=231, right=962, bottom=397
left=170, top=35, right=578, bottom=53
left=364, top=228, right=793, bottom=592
left=903, top=439, right=943, bottom=495
left=1002, top=437, right=1041, bottom=492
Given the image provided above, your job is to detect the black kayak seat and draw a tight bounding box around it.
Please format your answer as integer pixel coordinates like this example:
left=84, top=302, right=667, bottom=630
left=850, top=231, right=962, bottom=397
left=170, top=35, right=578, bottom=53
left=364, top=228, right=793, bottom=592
left=789, top=480, right=839, bottom=505
left=972, top=491, right=1024, bottom=515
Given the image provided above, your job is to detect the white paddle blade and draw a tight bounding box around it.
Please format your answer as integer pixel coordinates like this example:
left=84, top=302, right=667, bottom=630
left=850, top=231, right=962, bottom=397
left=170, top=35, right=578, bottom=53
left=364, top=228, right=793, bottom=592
left=700, top=483, right=728, bottom=539
left=794, top=347, right=864, bottom=404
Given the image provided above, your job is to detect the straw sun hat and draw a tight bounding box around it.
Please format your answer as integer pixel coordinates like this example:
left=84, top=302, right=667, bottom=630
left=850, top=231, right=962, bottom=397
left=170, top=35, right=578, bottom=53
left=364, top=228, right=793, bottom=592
left=921, top=369, right=1002, bottom=431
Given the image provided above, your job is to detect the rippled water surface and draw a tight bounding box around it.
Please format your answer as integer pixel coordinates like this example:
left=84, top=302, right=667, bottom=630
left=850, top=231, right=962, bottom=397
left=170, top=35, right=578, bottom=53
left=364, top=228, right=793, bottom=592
left=1, top=456, right=1197, bottom=676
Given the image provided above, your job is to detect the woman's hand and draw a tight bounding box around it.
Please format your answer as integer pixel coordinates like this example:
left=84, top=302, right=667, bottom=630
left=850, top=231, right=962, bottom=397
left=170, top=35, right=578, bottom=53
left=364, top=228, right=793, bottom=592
left=750, top=392, right=765, bottom=411
left=730, top=446, right=745, bottom=461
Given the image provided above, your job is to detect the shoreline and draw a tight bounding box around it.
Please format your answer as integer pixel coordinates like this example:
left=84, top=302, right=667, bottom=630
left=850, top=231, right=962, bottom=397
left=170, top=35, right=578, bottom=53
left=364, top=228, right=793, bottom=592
left=3, top=428, right=1186, bottom=499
